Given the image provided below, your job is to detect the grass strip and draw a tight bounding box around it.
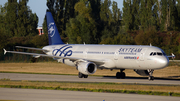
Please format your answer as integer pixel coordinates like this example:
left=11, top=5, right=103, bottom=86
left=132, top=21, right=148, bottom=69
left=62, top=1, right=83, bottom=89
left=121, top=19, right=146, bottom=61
left=0, top=71, right=104, bottom=77
left=0, top=62, right=180, bottom=79
left=0, top=81, right=180, bottom=97
left=1, top=85, right=180, bottom=97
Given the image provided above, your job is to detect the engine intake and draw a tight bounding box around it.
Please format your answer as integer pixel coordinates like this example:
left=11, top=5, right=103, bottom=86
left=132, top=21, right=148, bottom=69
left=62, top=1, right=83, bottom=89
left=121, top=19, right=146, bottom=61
left=77, top=62, right=97, bottom=75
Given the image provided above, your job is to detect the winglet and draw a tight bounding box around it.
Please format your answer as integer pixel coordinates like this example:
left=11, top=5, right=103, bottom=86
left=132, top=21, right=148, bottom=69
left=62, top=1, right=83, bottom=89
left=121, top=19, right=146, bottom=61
left=3, top=48, right=7, bottom=55
left=171, top=53, right=175, bottom=59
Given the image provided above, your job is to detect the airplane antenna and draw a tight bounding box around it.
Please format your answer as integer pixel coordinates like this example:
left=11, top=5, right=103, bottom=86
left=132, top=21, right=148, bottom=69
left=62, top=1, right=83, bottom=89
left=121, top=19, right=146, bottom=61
left=150, top=43, right=152, bottom=46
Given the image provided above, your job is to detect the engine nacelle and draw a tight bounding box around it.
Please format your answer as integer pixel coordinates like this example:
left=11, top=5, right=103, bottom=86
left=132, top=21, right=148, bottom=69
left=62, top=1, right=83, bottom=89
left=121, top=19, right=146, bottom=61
left=134, top=70, right=149, bottom=76
left=77, top=62, right=97, bottom=75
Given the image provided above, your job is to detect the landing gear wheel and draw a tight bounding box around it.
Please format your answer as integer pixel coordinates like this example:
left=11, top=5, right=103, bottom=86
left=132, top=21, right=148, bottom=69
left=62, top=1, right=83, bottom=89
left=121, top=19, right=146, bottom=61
left=116, top=71, right=126, bottom=79
left=116, top=72, right=121, bottom=79
left=78, top=72, right=84, bottom=78
left=148, top=76, right=154, bottom=81
left=121, top=72, right=126, bottom=79
left=78, top=72, right=88, bottom=78
left=84, top=75, right=88, bottom=78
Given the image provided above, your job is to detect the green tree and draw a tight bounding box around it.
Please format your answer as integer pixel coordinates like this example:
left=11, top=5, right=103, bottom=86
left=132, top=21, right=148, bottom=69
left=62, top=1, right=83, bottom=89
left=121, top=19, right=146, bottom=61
left=28, top=13, right=39, bottom=36
left=160, top=0, right=168, bottom=31
left=0, top=0, right=39, bottom=51
left=134, top=28, right=160, bottom=46
left=132, top=0, right=140, bottom=30
left=16, top=0, right=38, bottom=37
left=100, top=0, right=122, bottom=42
left=2, top=0, right=38, bottom=37
left=123, top=0, right=139, bottom=31
left=168, top=0, right=178, bottom=31
left=177, top=0, right=180, bottom=31
left=0, top=4, right=8, bottom=50
left=46, top=0, right=79, bottom=38
left=100, top=0, right=112, bottom=39
left=5, top=0, right=18, bottom=37
left=123, top=0, right=131, bottom=31
left=66, top=0, right=97, bottom=44
left=139, top=0, right=156, bottom=30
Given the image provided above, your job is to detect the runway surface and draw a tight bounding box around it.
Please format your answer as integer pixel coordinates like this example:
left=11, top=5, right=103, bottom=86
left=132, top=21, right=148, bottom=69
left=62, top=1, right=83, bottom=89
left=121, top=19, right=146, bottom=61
left=0, top=73, right=180, bottom=85
left=0, top=88, right=179, bottom=101
left=0, top=73, right=180, bottom=101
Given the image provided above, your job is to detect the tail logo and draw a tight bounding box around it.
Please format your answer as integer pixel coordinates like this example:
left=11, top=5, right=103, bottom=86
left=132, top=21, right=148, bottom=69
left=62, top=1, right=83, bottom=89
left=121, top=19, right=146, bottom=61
left=48, top=22, right=55, bottom=37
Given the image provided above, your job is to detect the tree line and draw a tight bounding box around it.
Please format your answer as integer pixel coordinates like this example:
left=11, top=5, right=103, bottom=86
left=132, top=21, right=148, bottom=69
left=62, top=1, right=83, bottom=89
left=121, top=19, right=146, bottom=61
left=1, top=0, right=180, bottom=59
left=0, top=0, right=48, bottom=51
left=43, top=0, right=122, bottom=44
left=123, top=0, right=180, bottom=31
left=43, top=0, right=180, bottom=58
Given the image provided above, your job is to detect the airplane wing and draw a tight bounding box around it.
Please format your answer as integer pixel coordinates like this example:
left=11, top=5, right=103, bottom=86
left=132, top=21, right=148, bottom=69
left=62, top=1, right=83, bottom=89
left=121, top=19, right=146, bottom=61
left=15, top=46, right=49, bottom=51
left=3, top=49, right=105, bottom=65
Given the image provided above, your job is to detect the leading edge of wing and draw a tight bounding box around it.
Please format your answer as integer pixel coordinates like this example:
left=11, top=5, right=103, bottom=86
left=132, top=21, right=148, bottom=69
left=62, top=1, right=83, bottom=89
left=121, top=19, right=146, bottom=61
left=4, top=49, right=105, bottom=64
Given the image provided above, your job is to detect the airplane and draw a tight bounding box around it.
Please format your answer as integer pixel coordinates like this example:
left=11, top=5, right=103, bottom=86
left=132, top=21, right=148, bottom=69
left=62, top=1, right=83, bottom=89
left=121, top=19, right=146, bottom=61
left=3, top=12, right=175, bottom=80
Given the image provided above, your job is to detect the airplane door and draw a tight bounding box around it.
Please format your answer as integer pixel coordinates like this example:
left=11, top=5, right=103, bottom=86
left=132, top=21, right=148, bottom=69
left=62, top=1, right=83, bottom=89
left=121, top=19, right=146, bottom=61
left=114, top=49, right=119, bottom=60
left=139, top=48, right=147, bottom=61
left=84, top=48, right=88, bottom=59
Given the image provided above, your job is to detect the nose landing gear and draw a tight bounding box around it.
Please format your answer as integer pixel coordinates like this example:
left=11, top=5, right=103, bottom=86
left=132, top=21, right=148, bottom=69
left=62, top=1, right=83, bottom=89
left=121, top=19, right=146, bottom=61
left=148, top=69, right=154, bottom=80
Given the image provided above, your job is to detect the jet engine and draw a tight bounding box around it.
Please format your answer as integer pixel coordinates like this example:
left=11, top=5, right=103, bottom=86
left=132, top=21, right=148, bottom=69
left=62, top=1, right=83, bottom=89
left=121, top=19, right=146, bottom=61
left=77, top=62, right=97, bottom=75
left=134, top=70, right=149, bottom=76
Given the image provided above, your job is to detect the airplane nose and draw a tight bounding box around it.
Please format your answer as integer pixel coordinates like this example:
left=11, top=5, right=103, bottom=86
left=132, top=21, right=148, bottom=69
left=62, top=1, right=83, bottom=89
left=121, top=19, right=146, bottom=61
left=158, top=57, right=169, bottom=68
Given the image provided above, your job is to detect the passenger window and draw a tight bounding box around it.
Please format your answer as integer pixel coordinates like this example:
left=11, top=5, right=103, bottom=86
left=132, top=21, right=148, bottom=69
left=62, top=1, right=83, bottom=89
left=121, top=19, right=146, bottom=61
left=150, top=52, right=153, bottom=56
left=153, top=52, right=156, bottom=56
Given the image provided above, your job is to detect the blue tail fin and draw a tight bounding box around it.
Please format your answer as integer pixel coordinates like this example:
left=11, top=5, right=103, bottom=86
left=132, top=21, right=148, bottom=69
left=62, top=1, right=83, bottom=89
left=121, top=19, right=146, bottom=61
left=46, top=12, right=64, bottom=45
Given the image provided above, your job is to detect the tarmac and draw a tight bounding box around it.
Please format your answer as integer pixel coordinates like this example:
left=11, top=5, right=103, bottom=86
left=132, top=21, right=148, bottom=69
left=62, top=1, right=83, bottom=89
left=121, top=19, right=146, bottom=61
left=0, top=73, right=180, bottom=85
left=0, top=73, right=180, bottom=101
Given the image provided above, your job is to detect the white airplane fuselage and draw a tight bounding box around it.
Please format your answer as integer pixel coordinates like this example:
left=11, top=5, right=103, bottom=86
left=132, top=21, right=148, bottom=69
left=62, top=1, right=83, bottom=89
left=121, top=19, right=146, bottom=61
left=4, top=12, right=171, bottom=80
left=43, top=44, right=169, bottom=70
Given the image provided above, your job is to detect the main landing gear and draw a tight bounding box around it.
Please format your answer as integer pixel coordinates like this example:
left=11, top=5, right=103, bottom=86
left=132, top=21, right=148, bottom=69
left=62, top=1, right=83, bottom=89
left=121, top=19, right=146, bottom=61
left=116, top=69, right=126, bottom=79
left=148, top=69, right=154, bottom=81
left=78, top=72, right=88, bottom=78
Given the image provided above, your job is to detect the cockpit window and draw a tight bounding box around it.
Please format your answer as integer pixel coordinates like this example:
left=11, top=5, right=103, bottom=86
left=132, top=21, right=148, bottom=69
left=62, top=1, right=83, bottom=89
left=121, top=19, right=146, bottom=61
left=157, top=52, right=163, bottom=56
left=153, top=52, right=156, bottom=56
left=150, top=52, right=164, bottom=56
left=150, top=52, right=153, bottom=56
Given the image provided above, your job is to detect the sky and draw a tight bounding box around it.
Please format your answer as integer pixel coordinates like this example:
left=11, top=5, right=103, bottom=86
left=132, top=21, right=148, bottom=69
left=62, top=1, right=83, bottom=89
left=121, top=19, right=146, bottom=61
left=0, top=0, right=123, bottom=27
